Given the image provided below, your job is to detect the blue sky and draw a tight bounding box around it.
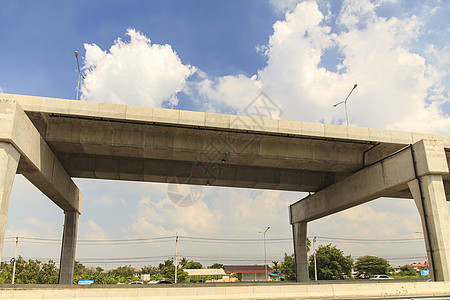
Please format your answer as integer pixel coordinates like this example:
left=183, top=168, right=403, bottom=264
left=0, top=1, right=277, bottom=98
left=1, top=0, right=449, bottom=269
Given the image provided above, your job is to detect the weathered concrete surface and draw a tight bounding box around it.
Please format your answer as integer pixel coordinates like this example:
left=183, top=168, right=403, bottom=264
left=0, top=99, right=82, bottom=212
left=59, top=211, right=80, bottom=285
left=291, top=222, right=309, bottom=282
left=407, top=140, right=450, bottom=282
left=0, top=282, right=449, bottom=299
left=290, top=147, right=418, bottom=223
left=2, top=93, right=449, bottom=199
left=0, top=99, right=82, bottom=284
left=291, top=140, right=450, bottom=281
left=0, top=142, right=20, bottom=262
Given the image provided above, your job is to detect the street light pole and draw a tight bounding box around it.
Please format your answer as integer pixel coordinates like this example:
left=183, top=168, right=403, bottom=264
left=259, top=226, right=270, bottom=281
left=74, top=51, right=85, bottom=100
left=333, top=83, right=358, bottom=126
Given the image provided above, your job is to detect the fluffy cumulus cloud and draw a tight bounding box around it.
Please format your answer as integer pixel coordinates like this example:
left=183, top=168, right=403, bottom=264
left=81, top=29, right=195, bottom=107
left=195, top=0, right=449, bottom=134
left=269, top=0, right=302, bottom=13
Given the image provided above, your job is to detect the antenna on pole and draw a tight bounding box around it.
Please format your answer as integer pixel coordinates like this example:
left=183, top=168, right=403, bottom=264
left=74, top=51, right=85, bottom=100
left=333, top=83, right=358, bottom=126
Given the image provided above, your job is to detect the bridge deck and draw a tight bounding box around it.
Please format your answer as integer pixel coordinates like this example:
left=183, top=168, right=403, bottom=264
left=2, top=93, right=449, bottom=199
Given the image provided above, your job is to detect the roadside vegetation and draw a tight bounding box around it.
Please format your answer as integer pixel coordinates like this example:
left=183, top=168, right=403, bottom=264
left=0, top=246, right=430, bottom=284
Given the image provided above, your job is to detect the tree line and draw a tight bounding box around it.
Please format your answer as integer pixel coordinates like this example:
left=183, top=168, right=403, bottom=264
left=273, top=244, right=429, bottom=280
left=0, top=244, right=428, bottom=284
left=0, top=256, right=225, bottom=284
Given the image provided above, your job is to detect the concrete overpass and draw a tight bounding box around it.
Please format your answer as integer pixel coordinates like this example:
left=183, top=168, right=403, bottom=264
left=0, top=93, right=449, bottom=284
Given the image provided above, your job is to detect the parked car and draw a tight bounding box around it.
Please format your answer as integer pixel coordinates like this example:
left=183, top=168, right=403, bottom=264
left=369, top=275, right=393, bottom=280
left=156, top=280, right=173, bottom=284
left=129, top=281, right=144, bottom=284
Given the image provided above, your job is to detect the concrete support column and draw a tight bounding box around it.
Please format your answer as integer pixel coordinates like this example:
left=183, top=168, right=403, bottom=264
left=408, top=175, right=450, bottom=281
left=408, top=139, right=450, bottom=282
left=0, top=142, right=20, bottom=262
left=292, top=222, right=309, bottom=282
left=58, top=210, right=79, bottom=284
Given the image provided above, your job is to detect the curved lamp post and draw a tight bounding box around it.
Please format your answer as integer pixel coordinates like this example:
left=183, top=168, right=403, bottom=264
left=333, top=83, right=358, bottom=126
left=74, top=51, right=85, bottom=100
left=259, top=226, right=270, bottom=281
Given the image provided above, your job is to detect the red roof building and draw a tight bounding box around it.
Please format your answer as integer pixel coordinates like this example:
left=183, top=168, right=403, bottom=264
left=410, top=261, right=429, bottom=271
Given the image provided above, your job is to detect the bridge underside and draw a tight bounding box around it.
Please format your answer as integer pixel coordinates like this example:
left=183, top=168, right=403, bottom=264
left=25, top=113, right=450, bottom=199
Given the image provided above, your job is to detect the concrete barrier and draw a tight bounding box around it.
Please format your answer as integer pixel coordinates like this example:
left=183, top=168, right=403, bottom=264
left=1, top=281, right=450, bottom=299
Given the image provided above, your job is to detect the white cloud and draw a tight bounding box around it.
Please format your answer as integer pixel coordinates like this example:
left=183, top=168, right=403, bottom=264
left=81, top=29, right=195, bottom=108
left=195, top=0, right=449, bottom=134
left=269, top=0, right=302, bottom=13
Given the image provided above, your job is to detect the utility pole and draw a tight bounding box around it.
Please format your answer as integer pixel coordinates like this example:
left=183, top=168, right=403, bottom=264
left=12, top=237, right=18, bottom=284
left=174, top=233, right=178, bottom=283
left=313, top=236, right=317, bottom=281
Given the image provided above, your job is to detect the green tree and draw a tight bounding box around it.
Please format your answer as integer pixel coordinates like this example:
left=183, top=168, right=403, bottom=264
left=397, top=265, right=419, bottom=277
left=183, top=261, right=203, bottom=269
left=141, top=265, right=159, bottom=276
left=0, top=260, right=13, bottom=283
left=111, top=265, right=136, bottom=278
left=272, top=261, right=280, bottom=275
left=273, top=239, right=311, bottom=281
left=279, top=253, right=296, bottom=281
left=159, top=259, right=174, bottom=271
left=208, top=263, right=223, bottom=269
left=354, top=255, right=390, bottom=278
left=39, top=260, right=59, bottom=284
left=159, top=259, right=187, bottom=282
left=0, top=256, right=59, bottom=284
left=309, top=244, right=353, bottom=280
left=179, top=257, right=189, bottom=268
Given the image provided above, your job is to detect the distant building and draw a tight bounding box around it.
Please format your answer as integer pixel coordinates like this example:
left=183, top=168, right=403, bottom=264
left=184, top=268, right=230, bottom=282
left=223, top=265, right=273, bottom=281
left=410, top=261, right=429, bottom=271
left=390, top=265, right=401, bottom=273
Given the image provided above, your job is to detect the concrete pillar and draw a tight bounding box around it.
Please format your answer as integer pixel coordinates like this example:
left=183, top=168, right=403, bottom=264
left=58, top=210, right=79, bottom=284
left=292, top=222, right=309, bottom=282
left=408, top=176, right=450, bottom=281
left=0, top=142, right=20, bottom=263
left=408, top=139, right=450, bottom=281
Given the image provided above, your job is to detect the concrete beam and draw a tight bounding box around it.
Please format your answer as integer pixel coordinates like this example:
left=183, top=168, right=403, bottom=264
left=290, top=147, right=418, bottom=223
left=0, top=142, right=21, bottom=262
left=0, top=100, right=82, bottom=212
left=290, top=139, right=449, bottom=224
left=58, top=210, right=79, bottom=284
left=56, top=152, right=339, bottom=192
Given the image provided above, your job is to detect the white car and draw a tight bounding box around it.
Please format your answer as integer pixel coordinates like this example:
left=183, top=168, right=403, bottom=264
left=369, top=275, right=393, bottom=280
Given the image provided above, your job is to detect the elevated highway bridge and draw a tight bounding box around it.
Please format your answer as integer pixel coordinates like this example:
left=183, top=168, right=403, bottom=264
left=0, top=93, right=449, bottom=285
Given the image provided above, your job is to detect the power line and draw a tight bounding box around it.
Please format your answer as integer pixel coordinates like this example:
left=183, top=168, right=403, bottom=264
left=314, top=236, right=423, bottom=242
left=3, top=234, right=424, bottom=246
